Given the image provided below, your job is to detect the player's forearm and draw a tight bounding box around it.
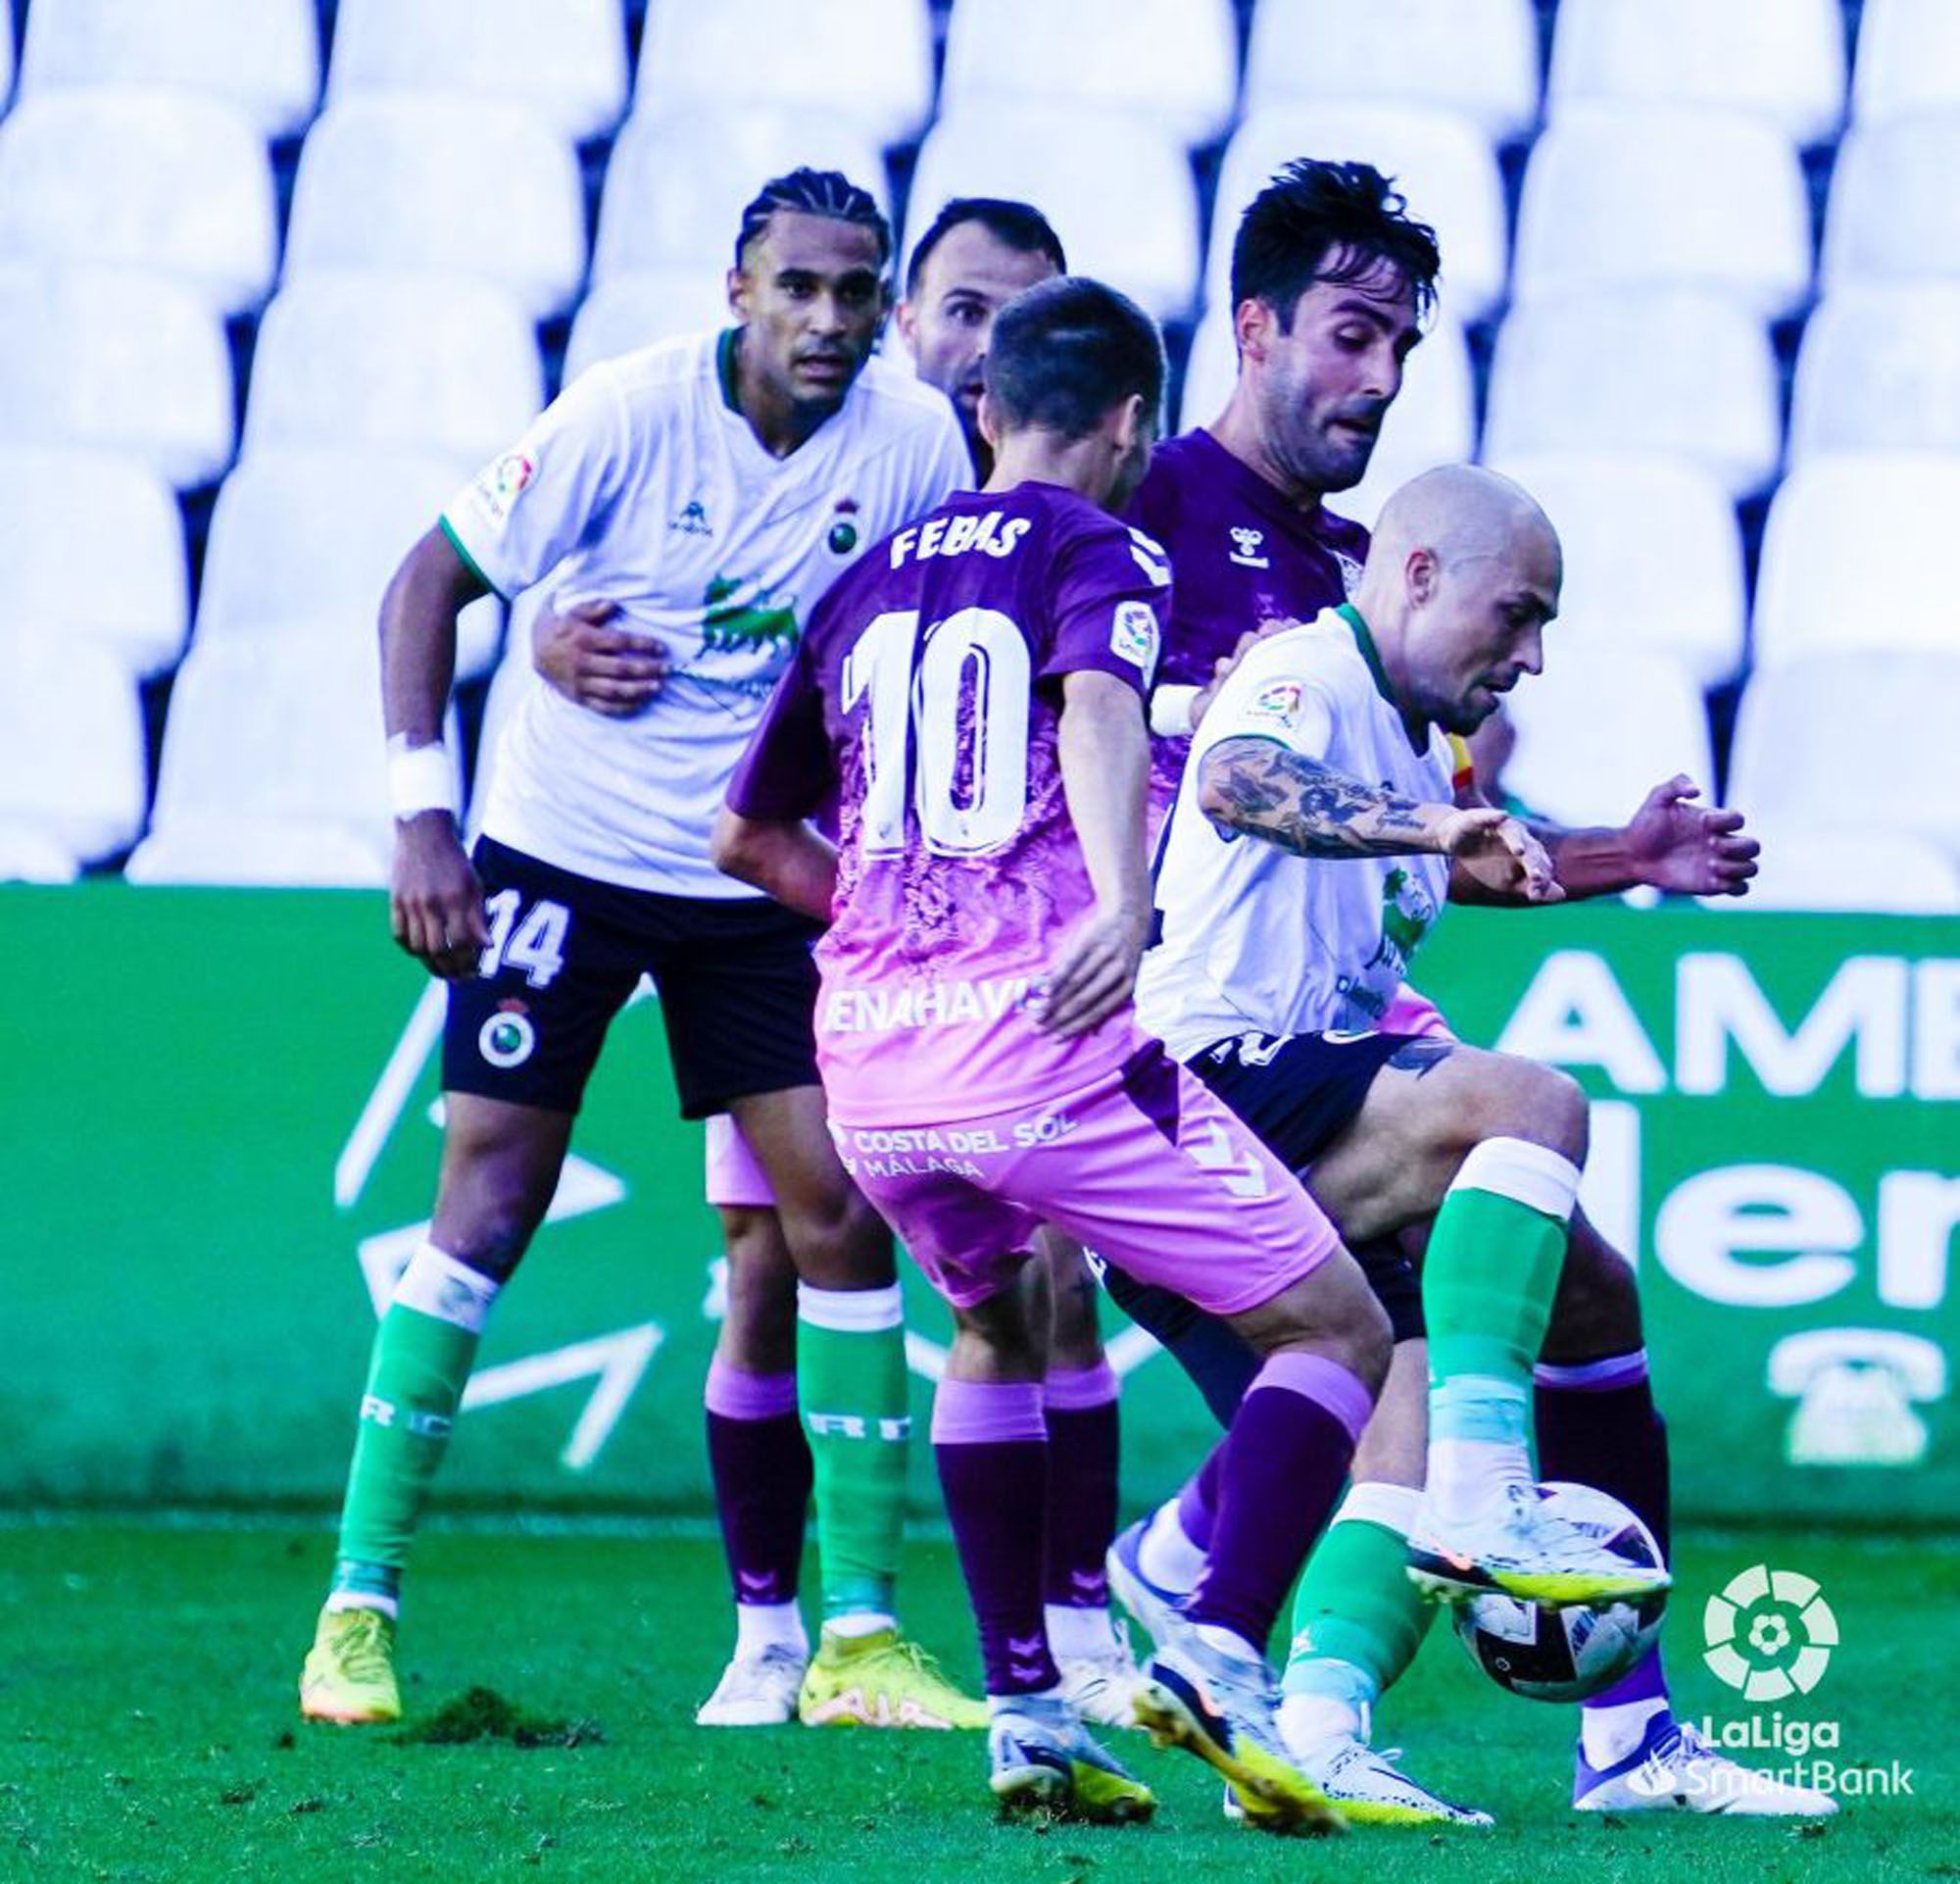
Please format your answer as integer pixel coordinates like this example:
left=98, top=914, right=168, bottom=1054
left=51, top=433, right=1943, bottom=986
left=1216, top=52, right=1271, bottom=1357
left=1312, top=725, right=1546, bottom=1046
left=710, top=808, right=837, bottom=923
left=1199, top=736, right=1453, bottom=860
left=379, top=526, right=486, bottom=746
left=1530, top=821, right=1645, bottom=900
left=1058, top=672, right=1152, bottom=919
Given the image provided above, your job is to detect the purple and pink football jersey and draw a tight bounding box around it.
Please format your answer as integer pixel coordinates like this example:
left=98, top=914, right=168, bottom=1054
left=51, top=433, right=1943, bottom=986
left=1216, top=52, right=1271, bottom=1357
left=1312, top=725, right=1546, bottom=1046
left=1126, top=427, right=1371, bottom=818
left=727, top=483, right=1171, bottom=1124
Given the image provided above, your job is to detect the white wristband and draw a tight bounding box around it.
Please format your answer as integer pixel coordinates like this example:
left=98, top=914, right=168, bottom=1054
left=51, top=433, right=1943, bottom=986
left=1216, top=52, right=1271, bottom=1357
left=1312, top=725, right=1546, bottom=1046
left=387, top=735, right=456, bottom=821
left=1150, top=683, right=1200, bottom=738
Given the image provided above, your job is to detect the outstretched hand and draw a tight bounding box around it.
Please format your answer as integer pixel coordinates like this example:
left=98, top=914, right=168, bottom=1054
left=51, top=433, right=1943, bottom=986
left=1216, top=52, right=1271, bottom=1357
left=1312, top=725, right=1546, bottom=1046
left=1625, top=774, right=1760, bottom=896
left=1439, top=805, right=1564, bottom=903
left=534, top=598, right=669, bottom=718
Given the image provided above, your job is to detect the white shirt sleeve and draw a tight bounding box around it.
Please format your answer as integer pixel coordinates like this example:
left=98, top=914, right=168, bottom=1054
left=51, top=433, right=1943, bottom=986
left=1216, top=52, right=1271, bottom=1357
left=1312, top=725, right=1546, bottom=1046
left=1193, top=645, right=1342, bottom=765
left=440, top=363, right=635, bottom=599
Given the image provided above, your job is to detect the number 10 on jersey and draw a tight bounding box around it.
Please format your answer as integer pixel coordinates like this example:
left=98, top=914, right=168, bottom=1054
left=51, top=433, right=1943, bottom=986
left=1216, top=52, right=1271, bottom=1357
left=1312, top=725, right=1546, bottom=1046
left=843, top=607, right=1031, bottom=859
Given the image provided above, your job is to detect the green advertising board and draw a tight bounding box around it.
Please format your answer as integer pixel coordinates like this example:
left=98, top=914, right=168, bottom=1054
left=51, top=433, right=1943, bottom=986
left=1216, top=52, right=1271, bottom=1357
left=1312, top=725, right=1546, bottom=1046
left=4, top=885, right=1954, bottom=1523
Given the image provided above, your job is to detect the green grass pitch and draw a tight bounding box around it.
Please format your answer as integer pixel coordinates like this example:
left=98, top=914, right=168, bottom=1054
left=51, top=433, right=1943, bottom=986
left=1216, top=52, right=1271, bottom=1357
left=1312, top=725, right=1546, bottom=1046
left=5, top=1519, right=1949, bottom=1882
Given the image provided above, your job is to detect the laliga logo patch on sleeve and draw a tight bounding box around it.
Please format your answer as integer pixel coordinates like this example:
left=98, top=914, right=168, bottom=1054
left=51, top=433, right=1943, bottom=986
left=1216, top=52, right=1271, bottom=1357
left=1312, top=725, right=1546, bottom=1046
left=1109, top=599, right=1161, bottom=680
left=1246, top=677, right=1305, bottom=729
left=474, top=451, right=534, bottom=525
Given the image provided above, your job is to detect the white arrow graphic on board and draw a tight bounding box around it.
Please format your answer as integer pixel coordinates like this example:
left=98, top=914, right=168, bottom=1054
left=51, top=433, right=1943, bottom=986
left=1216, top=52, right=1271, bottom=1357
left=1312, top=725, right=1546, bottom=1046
left=339, top=991, right=662, bottom=1471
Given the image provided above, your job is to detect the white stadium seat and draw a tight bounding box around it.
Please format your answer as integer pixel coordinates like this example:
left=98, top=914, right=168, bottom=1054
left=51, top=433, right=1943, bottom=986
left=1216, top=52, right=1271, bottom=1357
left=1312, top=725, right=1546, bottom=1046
left=328, top=0, right=628, bottom=145
left=593, top=107, right=888, bottom=284
left=285, top=97, right=586, bottom=320
left=1734, top=829, right=1960, bottom=915
left=0, top=631, right=146, bottom=874
left=1823, top=113, right=1960, bottom=288
left=636, top=0, right=934, bottom=151
left=19, top=0, right=319, bottom=139
left=1204, top=105, right=1506, bottom=323
left=0, top=265, right=233, bottom=488
left=0, top=446, right=187, bottom=677
left=906, top=105, right=1200, bottom=321
left=1484, top=290, right=1782, bottom=498
left=1502, top=644, right=1716, bottom=830
left=1181, top=308, right=1476, bottom=528
left=1729, top=652, right=1960, bottom=856
left=1852, top=0, right=1960, bottom=126
left=1512, top=106, right=1812, bottom=320
left=1547, top=0, right=1845, bottom=146
left=245, top=273, right=543, bottom=466
left=1789, top=285, right=1960, bottom=458
left=567, top=270, right=735, bottom=379
left=1244, top=0, right=1541, bottom=147
left=940, top=0, right=1239, bottom=149
left=1751, top=453, right=1960, bottom=669
left=196, top=448, right=504, bottom=681
left=127, top=630, right=460, bottom=888
left=1482, top=451, right=1746, bottom=689
left=0, top=90, right=278, bottom=314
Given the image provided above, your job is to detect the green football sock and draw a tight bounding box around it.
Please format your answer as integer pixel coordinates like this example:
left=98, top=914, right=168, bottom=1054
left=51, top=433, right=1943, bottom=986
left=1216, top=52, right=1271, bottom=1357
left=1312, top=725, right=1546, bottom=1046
left=797, top=1282, right=909, bottom=1623
left=331, top=1245, right=498, bottom=1607
left=1423, top=1138, right=1580, bottom=1514
left=1283, top=1486, right=1432, bottom=1710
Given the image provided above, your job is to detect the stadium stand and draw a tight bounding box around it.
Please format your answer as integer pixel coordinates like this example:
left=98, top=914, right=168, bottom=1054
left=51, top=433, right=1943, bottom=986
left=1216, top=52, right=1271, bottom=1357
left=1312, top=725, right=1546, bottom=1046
left=939, top=0, right=1240, bottom=149
left=1789, top=283, right=1960, bottom=458
left=0, top=444, right=189, bottom=677
left=1545, top=0, right=1846, bottom=145
left=1822, top=111, right=1960, bottom=288
left=284, top=96, right=586, bottom=319
left=1243, top=0, right=1542, bottom=145
left=1851, top=0, right=1960, bottom=124
left=16, top=0, right=319, bottom=139
left=1736, top=830, right=1960, bottom=915
left=1485, top=450, right=1747, bottom=688
left=3, top=0, right=1948, bottom=914
left=1502, top=642, right=1718, bottom=830
left=906, top=103, right=1201, bottom=320
left=1484, top=287, right=1784, bottom=498
left=593, top=105, right=887, bottom=286
left=326, top=0, right=629, bottom=145
left=1751, top=453, right=1960, bottom=669
left=0, top=89, right=279, bottom=313
left=0, top=634, right=148, bottom=880
left=634, top=0, right=935, bottom=150
left=0, top=263, right=233, bottom=488
left=1511, top=105, right=1812, bottom=319
left=245, top=273, right=544, bottom=464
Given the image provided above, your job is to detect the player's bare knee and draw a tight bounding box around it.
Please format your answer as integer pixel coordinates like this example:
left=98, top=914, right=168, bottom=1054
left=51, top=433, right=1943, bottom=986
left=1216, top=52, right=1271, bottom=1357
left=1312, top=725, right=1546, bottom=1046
left=720, top=1209, right=800, bottom=1362
left=1459, top=1057, right=1589, bottom=1166
left=778, top=1187, right=896, bottom=1290
left=951, top=1282, right=1047, bottom=1380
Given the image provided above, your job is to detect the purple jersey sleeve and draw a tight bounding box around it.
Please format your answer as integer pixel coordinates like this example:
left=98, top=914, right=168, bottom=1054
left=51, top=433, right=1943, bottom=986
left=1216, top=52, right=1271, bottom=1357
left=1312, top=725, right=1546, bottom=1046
left=1038, top=520, right=1172, bottom=697
left=726, top=624, right=835, bottom=821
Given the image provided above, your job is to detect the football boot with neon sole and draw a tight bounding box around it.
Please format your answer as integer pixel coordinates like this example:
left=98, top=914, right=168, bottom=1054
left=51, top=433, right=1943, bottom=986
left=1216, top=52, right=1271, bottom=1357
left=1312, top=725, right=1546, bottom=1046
left=989, top=1693, right=1156, bottom=1824
left=797, top=1624, right=987, bottom=1729
left=1407, top=1482, right=1673, bottom=1610
left=300, top=1606, right=401, bottom=1726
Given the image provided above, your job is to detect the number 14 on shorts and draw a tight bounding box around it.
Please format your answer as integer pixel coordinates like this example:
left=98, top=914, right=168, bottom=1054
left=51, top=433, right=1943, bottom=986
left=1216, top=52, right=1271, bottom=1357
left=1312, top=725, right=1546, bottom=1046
left=480, top=889, right=571, bottom=988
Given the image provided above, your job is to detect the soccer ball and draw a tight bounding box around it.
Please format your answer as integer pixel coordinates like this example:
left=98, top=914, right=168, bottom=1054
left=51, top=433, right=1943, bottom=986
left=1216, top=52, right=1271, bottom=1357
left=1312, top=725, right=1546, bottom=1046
left=1451, top=1482, right=1668, bottom=1703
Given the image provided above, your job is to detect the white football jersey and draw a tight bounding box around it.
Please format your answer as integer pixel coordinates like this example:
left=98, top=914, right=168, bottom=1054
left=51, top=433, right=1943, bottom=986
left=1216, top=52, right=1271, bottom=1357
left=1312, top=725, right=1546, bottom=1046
left=1136, top=605, right=1469, bottom=1061
left=445, top=331, right=971, bottom=896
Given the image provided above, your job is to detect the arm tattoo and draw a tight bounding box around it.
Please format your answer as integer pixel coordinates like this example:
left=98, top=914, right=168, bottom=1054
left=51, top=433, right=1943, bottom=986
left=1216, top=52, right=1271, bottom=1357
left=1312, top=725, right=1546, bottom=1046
left=1199, top=737, right=1439, bottom=859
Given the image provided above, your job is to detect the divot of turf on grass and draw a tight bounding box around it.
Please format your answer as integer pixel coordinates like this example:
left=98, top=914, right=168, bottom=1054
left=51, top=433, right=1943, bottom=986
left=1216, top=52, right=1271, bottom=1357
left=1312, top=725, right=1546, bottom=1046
left=392, top=1685, right=605, bottom=1750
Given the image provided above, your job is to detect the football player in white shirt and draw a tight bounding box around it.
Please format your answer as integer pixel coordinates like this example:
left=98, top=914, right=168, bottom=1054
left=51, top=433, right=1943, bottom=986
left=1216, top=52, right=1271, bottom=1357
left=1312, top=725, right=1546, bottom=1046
left=300, top=171, right=981, bottom=1737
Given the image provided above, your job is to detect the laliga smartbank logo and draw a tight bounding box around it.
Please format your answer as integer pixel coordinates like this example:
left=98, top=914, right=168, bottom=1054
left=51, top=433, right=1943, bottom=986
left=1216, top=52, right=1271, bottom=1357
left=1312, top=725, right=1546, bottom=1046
left=1649, top=1562, right=1919, bottom=1803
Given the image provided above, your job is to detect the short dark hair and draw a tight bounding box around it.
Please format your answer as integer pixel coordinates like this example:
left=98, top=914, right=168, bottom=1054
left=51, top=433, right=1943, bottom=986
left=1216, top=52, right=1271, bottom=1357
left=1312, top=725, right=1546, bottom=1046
left=734, top=168, right=892, bottom=272
left=904, top=196, right=1067, bottom=299
left=984, top=276, right=1164, bottom=440
left=1229, top=159, right=1441, bottom=327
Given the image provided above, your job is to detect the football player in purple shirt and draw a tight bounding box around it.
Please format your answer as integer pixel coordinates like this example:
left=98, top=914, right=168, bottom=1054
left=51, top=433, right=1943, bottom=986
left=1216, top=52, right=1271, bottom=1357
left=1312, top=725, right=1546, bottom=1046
left=715, top=277, right=1395, bottom=1832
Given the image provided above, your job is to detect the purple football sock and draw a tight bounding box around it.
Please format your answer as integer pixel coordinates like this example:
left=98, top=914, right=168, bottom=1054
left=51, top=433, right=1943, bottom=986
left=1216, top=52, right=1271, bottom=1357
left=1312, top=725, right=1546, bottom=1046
left=934, top=1377, right=1058, bottom=1697
left=1187, top=1352, right=1371, bottom=1655
left=1043, top=1362, right=1120, bottom=1609
left=705, top=1358, right=811, bottom=1609
left=1537, top=1350, right=1673, bottom=1710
